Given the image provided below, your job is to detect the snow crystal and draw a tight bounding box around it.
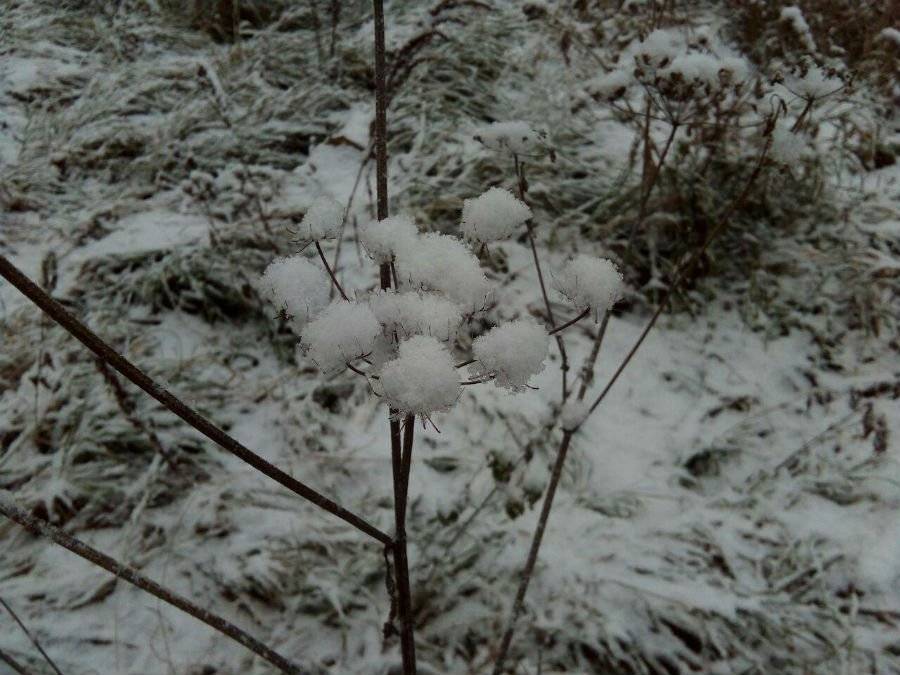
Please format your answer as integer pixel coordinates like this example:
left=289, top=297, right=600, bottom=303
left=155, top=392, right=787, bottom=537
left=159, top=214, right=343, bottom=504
left=301, top=300, right=381, bottom=374
left=369, top=290, right=463, bottom=342
left=560, top=398, right=590, bottom=431
left=258, top=256, right=330, bottom=332
left=553, top=254, right=624, bottom=320
left=299, top=195, right=344, bottom=241
left=472, top=319, right=550, bottom=391
left=769, top=122, right=807, bottom=165
left=460, top=187, right=532, bottom=243
left=793, top=65, right=842, bottom=99
left=395, top=232, right=492, bottom=313
left=780, top=6, right=817, bottom=53
left=592, top=69, right=633, bottom=99
left=379, top=336, right=461, bottom=415
left=359, top=214, right=420, bottom=264
left=474, top=120, right=543, bottom=155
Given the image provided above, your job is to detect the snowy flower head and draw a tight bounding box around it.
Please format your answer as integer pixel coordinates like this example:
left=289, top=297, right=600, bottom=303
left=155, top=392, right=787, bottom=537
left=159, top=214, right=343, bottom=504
left=380, top=336, right=461, bottom=416
left=395, top=232, right=492, bottom=314
left=460, top=187, right=532, bottom=243
left=299, top=196, right=343, bottom=241
left=591, top=69, right=633, bottom=101
left=301, top=299, right=381, bottom=374
left=471, top=319, right=550, bottom=391
left=360, top=214, right=420, bottom=264
left=553, top=255, right=624, bottom=320
left=635, top=29, right=679, bottom=68
left=259, top=256, right=330, bottom=332
left=474, top=121, right=544, bottom=155
left=369, top=290, right=463, bottom=343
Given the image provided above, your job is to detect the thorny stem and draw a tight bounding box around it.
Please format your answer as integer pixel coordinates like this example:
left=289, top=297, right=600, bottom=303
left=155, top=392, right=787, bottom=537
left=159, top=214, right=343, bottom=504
left=492, top=137, right=773, bottom=674
left=514, top=154, right=570, bottom=401
left=0, top=498, right=302, bottom=674
left=0, top=254, right=392, bottom=548
left=372, top=1, right=417, bottom=672
left=0, top=597, right=64, bottom=675
left=316, top=240, right=350, bottom=301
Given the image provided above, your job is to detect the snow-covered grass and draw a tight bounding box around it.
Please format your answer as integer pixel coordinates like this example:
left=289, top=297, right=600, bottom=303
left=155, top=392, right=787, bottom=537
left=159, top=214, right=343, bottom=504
left=1, top=1, right=899, bottom=674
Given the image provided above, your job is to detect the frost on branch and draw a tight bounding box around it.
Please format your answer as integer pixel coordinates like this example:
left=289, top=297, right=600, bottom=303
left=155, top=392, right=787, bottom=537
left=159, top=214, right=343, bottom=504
left=258, top=256, right=330, bottom=332
left=369, top=290, right=463, bottom=342
left=380, top=336, right=461, bottom=415
left=474, top=120, right=543, bottom=155
left=359, top=214, right=419, bottom=264
left=301, top=299, right=381, bottom=374
left=460, top=187, right=532, bottom=243
left=472, top=319, right=550, bottom=391
left=553, top=255, right=624, bottom=320
left=395, top=232, right=491, bottom=313
left=298, top=195, right=343, bottom=241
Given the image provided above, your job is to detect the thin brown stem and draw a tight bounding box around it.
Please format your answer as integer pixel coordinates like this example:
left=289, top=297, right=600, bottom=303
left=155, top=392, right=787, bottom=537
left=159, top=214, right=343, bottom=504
left=316, top=240, right=349, bottom=301
left=576, top=311, right=611, bottom=401
left=628, top=117, right=679, bottom=248
left=0, top=597, right=63, bottom=675
left=455, top=358, right=476, bottom=369
left=0, top=498, right=301, bottom=674
left=0, top=648, right=29, bottom=675
left=548, top=307, right=590, bottom=336
left=491, top=431, right=573, bottom=675
left=0, top=254, right=392, bottom=548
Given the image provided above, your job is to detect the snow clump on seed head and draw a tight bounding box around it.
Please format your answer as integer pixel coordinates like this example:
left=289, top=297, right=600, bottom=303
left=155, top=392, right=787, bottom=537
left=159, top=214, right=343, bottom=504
left=460, top=187, right=532, bottom=243
left=301, top=299, right=381, bottom=374
left=299, top=196, right=344, bottom=241
left=259, top=256, right=330, bottom=332
left=472, top=319, right=550, bottom=391
left=359, top=214, right=420, bottom=264
left=369, top=291, right=463, bottom=343
left=553, top=255, right=624, bottom=320
left=474, top=121, right=543, bottom=155
left=380, top=336, right=461, bottom=415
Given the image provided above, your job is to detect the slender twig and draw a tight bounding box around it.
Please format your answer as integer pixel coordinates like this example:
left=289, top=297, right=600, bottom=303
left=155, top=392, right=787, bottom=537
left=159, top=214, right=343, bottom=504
left=315, top=240, right=349, bottom=301
left=576, top=311, right=611, bottom=401
left=455, top=358, right=476, bottom=369
left=547, top=307, right=590, bottom=336
left=0, top=499, right=301, bottom=674
left=0, top=648, right=29, bottom=675
left=628, top=118, right=679, bottom=248
left=0, top=254, right=392, bottom=548
left=492, top=137, right=773, bottom=674
left=372, top=1, right=417, bottom=672
left=0, top=597, right=63, bottom=675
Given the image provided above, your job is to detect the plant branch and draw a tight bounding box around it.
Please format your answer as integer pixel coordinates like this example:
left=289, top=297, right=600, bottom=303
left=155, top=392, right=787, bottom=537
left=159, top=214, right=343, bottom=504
left=548, top=307, right=590, bottom=336
left=0, top=498, right=301, bottom=674
left=316, top=240, right=350, bottom=301
left=0, top=597, right=63, bottom=675
left=0, top=254, right=392, bottom=548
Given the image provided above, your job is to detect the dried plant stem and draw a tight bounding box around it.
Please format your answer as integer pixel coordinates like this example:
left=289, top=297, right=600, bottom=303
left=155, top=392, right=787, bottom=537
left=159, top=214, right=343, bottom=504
left=0, top=254, right=392, bottom=547
left=0, top=499, right=300, bottom=674
left=576, top=311, right=611, bottom=401
left=493, top=140, right=772, bottom=674
left=372, top=2, right=417, bottom=671
left=316, top=240, right=349, bottom=301
left=548, top=307, right=590, bottom=336
left=0, top=648, right=29, bottom=675
left=628, top=118, right=680, bottom=248
left=0, top=597, right=64, bottom=675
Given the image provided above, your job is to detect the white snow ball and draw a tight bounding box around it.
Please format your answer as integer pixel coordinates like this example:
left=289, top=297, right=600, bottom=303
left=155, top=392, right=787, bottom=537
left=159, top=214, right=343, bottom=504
left=299, top=195, right=343, bottom=241
left=359, top=214, right=420, bottom=264
left=369, top=291, right=463, bottom=342
left=259, top=256, right=330, bottom=332
left=460, top=187, right=532, bottom=243
left=769, top=122, right=807, bottom=165
left=380, top=336, right=461, bottom=415
left=301, top=299, right=381, bottom=374
left=472, top=319, right=550, bottom=391
left=395, top=233, right=492, bottom=313
left=592, top=69, right=633, bottom=99
left=553, top=255, right=624, bottom=320
left=474, top=121, right=543, bottom=155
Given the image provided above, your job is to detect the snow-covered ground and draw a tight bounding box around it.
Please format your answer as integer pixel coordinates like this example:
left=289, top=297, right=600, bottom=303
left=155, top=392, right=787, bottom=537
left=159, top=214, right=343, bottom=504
left=1, top=1, right=899, bottom=674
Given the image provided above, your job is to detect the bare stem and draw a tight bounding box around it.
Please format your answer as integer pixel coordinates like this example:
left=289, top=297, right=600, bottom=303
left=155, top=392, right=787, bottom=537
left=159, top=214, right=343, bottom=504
left=548, top=307, right=590, bottom=336
left=316, top=240, right=350, bottom=301
left=0, top=498, right=301, bottom=674
left=0, top=597, right=64, bottom=675
left=576, top=311, right=611, bottom=401
left=0, top=254, right=392, bottom=548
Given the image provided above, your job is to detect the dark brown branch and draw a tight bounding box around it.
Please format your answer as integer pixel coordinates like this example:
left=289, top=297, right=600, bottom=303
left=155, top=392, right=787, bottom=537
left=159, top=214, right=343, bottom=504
left=0, top=254, right=392, bottom=548
left=316, top=241, right=350, bottom=301
left=547, top=307, right=590, bottom=336
left=0, top=498, right=301, bottom=674
left=0, top=596, right=63, bottom=675
left=0, top=648, right=29, bottom=675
